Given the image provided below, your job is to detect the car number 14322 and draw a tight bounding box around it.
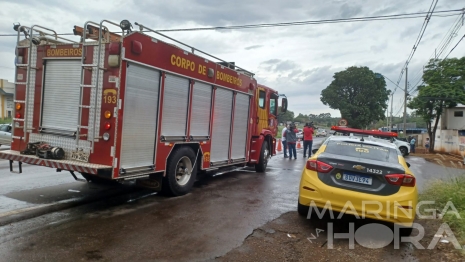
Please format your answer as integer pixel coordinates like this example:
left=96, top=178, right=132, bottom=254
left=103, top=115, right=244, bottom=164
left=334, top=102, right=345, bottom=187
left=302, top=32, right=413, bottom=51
left=367, top=168, right=382, bottom=174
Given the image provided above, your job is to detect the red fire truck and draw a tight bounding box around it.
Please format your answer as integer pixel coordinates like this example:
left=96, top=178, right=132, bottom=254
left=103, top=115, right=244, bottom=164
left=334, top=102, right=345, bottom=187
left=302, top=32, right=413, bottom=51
left=1, top=19, right=288, bottom=196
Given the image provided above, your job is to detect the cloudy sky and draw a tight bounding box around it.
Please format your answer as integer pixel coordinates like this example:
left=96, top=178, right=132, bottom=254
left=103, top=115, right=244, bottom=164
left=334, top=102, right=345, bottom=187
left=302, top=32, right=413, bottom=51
left=0, top=0, right=464, bottom=118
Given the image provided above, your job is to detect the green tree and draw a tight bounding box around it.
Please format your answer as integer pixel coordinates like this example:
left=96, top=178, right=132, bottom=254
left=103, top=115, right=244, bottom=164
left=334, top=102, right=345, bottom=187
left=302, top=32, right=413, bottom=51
left=408, top=57, right=465, bottom=152
left=277, top=106, right=294, bottom=124
left=294, top=113, right=308, bottom=123
left=320, top=66, right=390, bottom=128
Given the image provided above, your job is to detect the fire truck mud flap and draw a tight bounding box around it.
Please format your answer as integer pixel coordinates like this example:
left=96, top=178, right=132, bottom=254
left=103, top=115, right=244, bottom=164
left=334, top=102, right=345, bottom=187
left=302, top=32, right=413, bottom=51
left=135, top=173, right=163, bottom=192
left=0, top=150, right=112, bottom=175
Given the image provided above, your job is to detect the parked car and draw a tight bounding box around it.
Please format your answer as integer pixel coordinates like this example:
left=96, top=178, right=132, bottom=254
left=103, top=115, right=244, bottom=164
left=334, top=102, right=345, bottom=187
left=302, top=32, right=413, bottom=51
left=296, top=129, right=303, bottom=139
left=315, top=129, right=327, bottom=137
left=0, top=123, right=12, bottom=146
left=373, top=136, right=410, bottom=157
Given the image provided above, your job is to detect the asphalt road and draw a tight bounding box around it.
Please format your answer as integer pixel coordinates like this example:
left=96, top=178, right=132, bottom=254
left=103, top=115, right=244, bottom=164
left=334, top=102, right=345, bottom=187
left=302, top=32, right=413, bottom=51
left=0, top=139, right=464, bottom=261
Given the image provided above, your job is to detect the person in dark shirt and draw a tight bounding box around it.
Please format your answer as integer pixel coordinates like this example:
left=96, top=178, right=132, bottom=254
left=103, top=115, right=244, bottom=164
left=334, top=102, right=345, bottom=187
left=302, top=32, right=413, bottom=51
left=284, top=123, right=299, bottom=159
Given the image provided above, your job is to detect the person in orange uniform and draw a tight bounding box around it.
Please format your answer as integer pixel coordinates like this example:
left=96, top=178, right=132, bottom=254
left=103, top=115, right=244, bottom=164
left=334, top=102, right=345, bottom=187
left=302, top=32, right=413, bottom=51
left=302, top=122, right=314, bottom=158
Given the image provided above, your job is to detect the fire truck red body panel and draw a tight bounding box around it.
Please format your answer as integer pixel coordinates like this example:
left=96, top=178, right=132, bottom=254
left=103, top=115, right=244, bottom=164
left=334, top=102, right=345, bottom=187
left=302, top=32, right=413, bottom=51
left=1, top=21, right=286, bottom=194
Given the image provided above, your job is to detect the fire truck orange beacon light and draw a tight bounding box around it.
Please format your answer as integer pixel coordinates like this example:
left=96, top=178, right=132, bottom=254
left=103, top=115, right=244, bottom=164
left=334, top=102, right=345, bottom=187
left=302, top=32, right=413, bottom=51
left=104, top=122, right=111, bottom=130
left=15, top=103, right=21, bottom=110
left=104, top=110, right=112, bottom=119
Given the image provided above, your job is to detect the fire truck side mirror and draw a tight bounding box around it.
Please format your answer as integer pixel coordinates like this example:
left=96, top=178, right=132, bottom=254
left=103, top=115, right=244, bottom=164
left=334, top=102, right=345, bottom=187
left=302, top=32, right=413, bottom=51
left=281, top=98, right=288, bottom=113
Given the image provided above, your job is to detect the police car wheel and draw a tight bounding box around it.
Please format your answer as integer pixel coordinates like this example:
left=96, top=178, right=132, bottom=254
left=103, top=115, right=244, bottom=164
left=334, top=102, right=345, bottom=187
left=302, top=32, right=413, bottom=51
left=400, top=146, right=408, bottom=156
left=297, top=201, right=310, bottom=217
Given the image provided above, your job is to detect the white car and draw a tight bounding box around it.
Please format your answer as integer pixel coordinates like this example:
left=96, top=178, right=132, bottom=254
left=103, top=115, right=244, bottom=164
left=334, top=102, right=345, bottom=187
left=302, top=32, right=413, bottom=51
left=347, top=133, right=410, bottom=156
left=315, top=129, right=327, bottom=137
left=0, top=124, right=12, bottom=146
left=373, top=136, right=410, bottom=156
left=296, top=129, right=303, bottom=139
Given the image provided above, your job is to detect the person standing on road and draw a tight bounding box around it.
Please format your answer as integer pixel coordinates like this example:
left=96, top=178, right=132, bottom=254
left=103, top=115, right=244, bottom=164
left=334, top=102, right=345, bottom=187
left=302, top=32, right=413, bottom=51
left=285, top=123, right=299, bottom=159
left=425, top=137, right=430, bottom=154
left=303, top=123, right=314, bottom=158
left=410, top=137, right=416, bottom=153
left=282, top=124, right=289, bottom=158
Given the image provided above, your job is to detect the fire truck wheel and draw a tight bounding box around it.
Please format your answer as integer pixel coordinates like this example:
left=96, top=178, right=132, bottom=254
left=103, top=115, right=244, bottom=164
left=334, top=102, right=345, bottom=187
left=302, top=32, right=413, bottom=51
left=163, top=146, right=197, bottom=196
left=255, top=140, right=270, bottom=172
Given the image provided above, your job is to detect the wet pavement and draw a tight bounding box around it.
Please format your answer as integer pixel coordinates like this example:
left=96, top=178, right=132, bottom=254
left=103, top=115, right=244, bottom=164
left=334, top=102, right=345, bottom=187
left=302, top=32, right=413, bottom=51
left=0, top=139, right=464, bottom=261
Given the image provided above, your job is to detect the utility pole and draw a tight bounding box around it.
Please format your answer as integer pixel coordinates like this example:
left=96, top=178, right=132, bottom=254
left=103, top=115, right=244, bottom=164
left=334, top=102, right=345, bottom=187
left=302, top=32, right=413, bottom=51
left=386, top=106, right=389, bottom=129
left=403, top=67, right=408, bottom=137
left=389, top=93, right=393, bottom=132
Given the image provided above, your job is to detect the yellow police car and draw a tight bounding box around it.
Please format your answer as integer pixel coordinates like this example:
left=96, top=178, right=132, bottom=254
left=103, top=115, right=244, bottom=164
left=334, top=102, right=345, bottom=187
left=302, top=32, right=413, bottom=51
left=298, top=127, right=418, bottom=235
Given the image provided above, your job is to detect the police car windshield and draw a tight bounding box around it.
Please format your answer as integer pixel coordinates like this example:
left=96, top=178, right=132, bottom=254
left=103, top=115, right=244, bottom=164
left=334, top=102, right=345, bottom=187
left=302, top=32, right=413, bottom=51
left=325, top=141, right=399, bottom=163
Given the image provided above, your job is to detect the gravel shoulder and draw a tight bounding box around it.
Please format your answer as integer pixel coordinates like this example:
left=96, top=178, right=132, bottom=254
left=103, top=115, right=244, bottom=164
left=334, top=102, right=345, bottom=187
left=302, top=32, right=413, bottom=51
left=216, top=211, right=464, bottom=261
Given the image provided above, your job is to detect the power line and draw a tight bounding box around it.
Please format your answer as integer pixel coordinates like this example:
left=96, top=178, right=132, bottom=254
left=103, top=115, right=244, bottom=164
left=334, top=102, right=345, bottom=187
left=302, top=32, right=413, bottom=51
left=0, top=8, right=462, bottom=37
left=395, top=0, right=439, bottom=86
left=443, top=33, right=465, bottom=59
left=409, top=13, right=464, bottom=87
left=410, top=30, right=465, bottom=93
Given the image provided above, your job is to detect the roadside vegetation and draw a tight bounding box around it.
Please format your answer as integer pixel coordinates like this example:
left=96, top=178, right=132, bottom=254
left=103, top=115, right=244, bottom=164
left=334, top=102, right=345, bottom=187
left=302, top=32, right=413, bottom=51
left=419, top=175, right=465, bottom=245
left=0, top=118, right=12, bottom=124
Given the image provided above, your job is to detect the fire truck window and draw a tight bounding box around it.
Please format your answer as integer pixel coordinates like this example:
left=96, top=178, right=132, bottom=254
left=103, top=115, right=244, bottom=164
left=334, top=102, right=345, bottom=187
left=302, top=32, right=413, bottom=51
left=258, top=90, right=266, bottom=109
left=269, top=98, right=277, bottom=115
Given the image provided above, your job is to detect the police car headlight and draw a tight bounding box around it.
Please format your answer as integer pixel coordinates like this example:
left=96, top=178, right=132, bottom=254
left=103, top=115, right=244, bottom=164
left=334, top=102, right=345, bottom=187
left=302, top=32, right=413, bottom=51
left=103, top=132, right=110, bottom=141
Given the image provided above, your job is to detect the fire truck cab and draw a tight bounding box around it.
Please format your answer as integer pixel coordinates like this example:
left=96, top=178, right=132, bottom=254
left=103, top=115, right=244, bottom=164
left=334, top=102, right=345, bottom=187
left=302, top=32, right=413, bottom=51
left=1, top=19, right=288, bottom=196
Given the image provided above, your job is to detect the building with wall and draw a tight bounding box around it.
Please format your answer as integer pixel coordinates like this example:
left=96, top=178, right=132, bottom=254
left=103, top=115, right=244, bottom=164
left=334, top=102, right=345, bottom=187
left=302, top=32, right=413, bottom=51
left=433, top=104, right=465, bottom=156
left=0, top=79, right=14, bottom=119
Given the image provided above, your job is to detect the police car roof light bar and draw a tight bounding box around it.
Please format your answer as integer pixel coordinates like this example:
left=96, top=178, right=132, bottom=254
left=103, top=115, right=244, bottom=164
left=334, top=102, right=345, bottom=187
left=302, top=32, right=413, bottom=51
left=330, top=126, right=398, bottom=137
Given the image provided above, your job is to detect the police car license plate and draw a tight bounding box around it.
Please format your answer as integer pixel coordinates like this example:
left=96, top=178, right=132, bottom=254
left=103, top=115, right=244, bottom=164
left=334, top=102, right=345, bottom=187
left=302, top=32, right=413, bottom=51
left=343, top=173, right=372, bottom=185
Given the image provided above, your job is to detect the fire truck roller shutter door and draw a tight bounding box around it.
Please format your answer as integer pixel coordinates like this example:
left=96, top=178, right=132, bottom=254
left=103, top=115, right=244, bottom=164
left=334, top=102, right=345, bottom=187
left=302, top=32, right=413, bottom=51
left=120, top=63, right=160, bottom=169
left=210, top=88, right=233, bottom=162
left=189, top=82, right=212, bottom=136
left=42, top=59, right=81, bottom=132
left=230, top=93, right=250, bottom=160
left=161, top=74, right=189, bottom=137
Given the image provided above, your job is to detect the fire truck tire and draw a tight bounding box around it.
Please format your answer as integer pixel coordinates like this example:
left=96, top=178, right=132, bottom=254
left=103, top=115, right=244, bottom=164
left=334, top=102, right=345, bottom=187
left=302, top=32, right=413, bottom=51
left=255, top=140, right=270, bottom=172
left=162, top=146, right=198, bottom=196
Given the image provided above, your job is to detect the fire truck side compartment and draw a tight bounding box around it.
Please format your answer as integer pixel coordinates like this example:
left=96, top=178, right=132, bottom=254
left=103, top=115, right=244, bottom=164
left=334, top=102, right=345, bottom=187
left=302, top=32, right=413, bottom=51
left=230, top=93, right=250, bottom=160
left=160, top=73, right=190, bottom=139
left=210, top=88, right=233, bottom=163
left=189, top=81, right=212, bottom=138
left=119, top=62, right=160, bottom=170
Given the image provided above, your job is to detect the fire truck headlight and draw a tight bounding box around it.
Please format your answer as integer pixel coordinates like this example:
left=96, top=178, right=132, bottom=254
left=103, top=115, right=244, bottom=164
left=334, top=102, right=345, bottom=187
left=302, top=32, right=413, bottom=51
left=119, top=20, right=132, bottom=31
left=103, top=132, right=110, bottom=141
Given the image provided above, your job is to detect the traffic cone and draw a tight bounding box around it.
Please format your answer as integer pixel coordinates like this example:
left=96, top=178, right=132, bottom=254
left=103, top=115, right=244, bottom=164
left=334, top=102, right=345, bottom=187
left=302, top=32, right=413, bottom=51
left=277, top=139, right=282, bottom=151
left=297, top=139, right=302, bottom=149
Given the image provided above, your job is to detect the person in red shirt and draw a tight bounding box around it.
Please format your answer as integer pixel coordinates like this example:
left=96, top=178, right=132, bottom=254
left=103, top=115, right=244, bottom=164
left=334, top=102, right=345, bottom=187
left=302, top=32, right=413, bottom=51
left=303, top=123, right=314, bottom=158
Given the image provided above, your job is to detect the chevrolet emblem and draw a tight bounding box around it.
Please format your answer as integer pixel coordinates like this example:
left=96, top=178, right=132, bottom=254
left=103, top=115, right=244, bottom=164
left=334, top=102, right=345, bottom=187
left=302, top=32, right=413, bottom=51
left=353, top=165, right=365, bottom=170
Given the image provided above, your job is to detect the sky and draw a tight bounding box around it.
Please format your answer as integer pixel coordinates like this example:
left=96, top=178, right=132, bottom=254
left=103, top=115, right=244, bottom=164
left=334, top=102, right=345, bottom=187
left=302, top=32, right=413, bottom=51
left=0, top=0, right=464, bottom=118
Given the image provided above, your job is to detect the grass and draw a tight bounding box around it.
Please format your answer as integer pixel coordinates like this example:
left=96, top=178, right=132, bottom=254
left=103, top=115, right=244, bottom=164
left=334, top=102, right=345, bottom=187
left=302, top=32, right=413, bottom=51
left=419, top=175, right=465, bottom=244
left=0, top=118, right=12, bottom=124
